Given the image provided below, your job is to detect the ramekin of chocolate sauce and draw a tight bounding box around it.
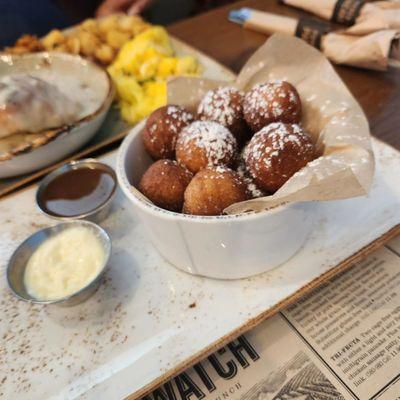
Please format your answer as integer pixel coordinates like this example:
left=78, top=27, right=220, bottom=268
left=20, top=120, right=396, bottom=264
left=36, top=159, right=117, bottom=222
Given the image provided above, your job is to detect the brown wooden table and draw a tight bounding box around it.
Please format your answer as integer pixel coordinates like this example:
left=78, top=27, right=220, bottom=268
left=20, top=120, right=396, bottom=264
left=169, top=0, right=400, bottom=151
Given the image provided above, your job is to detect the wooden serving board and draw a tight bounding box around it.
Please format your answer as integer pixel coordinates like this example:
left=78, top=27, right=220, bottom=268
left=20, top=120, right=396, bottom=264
left=0, top=37, right=236, bottom=199
left=0, top=138, right=399, bottom=400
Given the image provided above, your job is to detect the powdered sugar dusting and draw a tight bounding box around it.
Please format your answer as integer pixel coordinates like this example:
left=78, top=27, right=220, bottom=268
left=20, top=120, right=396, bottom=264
left=247, top=123, right=313, bottom=170
left=143, top=105, right=194, bottom=159
left=243, top=81, right=301, bottom=131
left=245, top=122, right=315, bottom=190
left=197, top=87, right=244, bottom=127
left=214, top=165, right=231, bottom=174
left=164, top=105, right=193, bottom=134
left=177, top=121, right=237, bottom=167
left=198, top=166, right=243, bottom=186
left=237, top=146, right=265, bottom=198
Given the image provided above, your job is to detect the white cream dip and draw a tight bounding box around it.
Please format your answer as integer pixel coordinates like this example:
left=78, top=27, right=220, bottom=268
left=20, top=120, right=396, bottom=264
left=24, top=226, right=106, bottom=301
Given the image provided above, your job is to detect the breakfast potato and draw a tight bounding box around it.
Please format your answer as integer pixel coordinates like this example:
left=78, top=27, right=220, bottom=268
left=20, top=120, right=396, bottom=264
left=98, top=15, right=120, bottom=37
left=130, top=16, right=151, bottom=35
left=79, top=31, right=100, bottom=57
left=53, top=44, right=68, bottom=53
left=66, top=37, right=81, bottom=54
left=106, top=30, right=130, bottom=50
left=95, top=44, right=115, bottom=65
left=5, top=35, right=44, bottom=54
left=42, top=29, right=64, bottom=49
left=80, top=18, right=98, bottom=33
left=118, top=15, right=138, bottom=32
left=5, top=15, right=151, bottom=67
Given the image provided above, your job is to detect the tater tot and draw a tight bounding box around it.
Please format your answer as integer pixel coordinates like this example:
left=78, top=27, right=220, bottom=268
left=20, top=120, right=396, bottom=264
left=42, top=29, right=65, bottom=49
left=95, top=44, right=115, bottom=64
left=53, top=44, right=68, bottom=53
left=79, top=31, right=100, bottom=56
left=127, top=15, right=150, bottom=34
left=80, top=18, right=98, bottom=32
left=106, top=30, right=130, bottom=50
left=131, top=22, right=150, bottom=36
left=66, top=37, right=81, bottom=54
left=117, top=15, right=136, bottom=33
left=98, top=15, right=119, bottom=36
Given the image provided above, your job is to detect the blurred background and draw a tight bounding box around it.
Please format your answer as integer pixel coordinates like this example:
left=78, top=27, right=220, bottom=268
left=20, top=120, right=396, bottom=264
left=0, top=0, right=233, bottom=47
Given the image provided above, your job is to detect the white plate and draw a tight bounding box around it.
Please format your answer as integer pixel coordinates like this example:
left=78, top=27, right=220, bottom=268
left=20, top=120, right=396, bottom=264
left=0, top=36, right=232, bottom=180
left=0, top=138, right=398, bottom=400
left=0, top=52, right=114, bottom=178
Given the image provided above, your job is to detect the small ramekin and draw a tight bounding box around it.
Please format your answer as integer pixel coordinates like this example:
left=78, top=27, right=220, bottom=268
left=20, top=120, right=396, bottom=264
left=36, top=159, right=117, bottom=223
left=7, top=220, right=111, bottom=306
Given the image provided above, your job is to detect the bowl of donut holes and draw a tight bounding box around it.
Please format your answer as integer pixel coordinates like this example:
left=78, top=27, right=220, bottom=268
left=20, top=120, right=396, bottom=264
left=117, top=33, right=374, bottom=279
left=117, top=81, right=316, bottom=279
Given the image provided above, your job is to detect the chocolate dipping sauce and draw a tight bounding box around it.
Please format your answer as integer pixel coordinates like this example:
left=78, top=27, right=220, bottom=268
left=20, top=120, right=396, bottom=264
left=39, top=167, right=116, bottom=217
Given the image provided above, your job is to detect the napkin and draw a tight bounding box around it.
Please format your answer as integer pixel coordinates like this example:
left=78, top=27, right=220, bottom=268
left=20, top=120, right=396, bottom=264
left=280, top=0, right=400, bottom=35
left=229, top=8, right=400, bottom=70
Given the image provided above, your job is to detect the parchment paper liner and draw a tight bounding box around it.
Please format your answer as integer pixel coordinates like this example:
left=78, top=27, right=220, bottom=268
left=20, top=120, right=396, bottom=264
left=168, top=34, right=374, bottom=214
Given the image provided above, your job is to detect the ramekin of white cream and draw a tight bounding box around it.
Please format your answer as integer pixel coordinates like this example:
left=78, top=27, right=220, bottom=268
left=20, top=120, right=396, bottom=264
left=7, top=221, right=111, bottom=306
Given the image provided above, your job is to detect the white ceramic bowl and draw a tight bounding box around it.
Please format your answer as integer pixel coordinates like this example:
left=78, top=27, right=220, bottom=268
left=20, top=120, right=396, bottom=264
left=0, top=52, right=114, bottom=178
left=117, top=121, right=315, bottom=279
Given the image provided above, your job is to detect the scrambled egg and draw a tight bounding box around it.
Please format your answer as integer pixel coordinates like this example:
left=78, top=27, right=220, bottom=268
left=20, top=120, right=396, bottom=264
left=108, top=26, right=201, bottom=124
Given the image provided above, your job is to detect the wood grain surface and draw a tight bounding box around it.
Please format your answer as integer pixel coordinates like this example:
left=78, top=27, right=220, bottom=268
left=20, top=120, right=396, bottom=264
left=168, top=0, right=400, bottom=151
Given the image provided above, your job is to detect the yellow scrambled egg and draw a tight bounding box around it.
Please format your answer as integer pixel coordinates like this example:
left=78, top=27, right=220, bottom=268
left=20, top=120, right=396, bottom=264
left=108, top=26, right=201, bottom=124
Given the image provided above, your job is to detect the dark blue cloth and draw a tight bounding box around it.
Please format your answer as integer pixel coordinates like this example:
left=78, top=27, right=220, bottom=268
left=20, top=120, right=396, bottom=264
left=0, top=0, right=70, bottom=47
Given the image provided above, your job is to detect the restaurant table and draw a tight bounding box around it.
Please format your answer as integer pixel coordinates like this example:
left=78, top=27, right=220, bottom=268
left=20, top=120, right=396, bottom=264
left=168, top=0, right=400, bottom=152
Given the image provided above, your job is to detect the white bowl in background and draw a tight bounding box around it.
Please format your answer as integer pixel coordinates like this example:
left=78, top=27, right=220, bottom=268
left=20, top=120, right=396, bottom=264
left=0, top=52, right=114, bottom=178
left=117, top=121, right=315, bottom=279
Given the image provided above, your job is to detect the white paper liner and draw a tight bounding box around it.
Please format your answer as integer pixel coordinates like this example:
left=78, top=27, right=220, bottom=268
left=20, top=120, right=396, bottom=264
left=168, top=34, right=374, bottom=214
